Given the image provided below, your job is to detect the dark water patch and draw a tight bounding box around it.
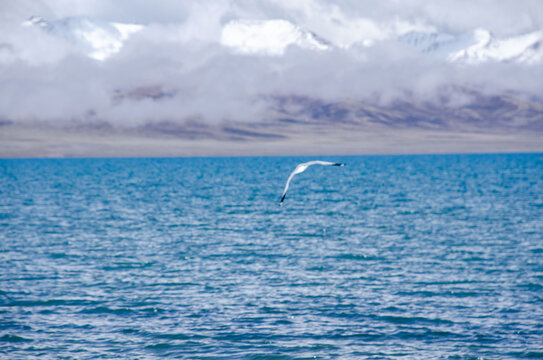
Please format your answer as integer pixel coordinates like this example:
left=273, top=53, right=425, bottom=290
left=259, top=306, right=287, bottom=314
left=461, top=256, right=489, bottom=262
left=154, top=332, right=207, bottom=341
left=272, top=319, right=293, bottom=326
left=37, top=309, right=57, bottom=315
left=436, top=205, right=469, bottom=215
left=247, top=354, right=296, bottom=360
left=144, top=281, right=199, bottom=287
left=81, top=306, right=166, bottom=317
left=0, top=334, right=33, bottom=342
left=510, top=350, right=543, bottom=358
left=144, top=341, right=213, bottom=356
left=213, top=331, right=284, bottom=342
left=48, top=252, right=82, bottom=259
left=395, top=290, right=441, bottom=298
left=470, top=332, right=501, bottom=344
left=389, top=328, right=465, bottom=341
left=3, top=299, right=97, bottom=307
left=375, top=314, right=454, bottom=326
left=416, top=279, right=488, bottom=286
left=7, top=276, right=59, bottom=281
left=145, top=342, right=174, bottom=350
left=80, top=306, right=135, bottom=315
left=447, top=290, right=482, bottom=298
left=516, top=282, right=543, bottom=291
left=333, top=254, right=386, bottom=262
left=0, top=212, right=15, bottom=221
left=102, top=261, right=156, bottom=270
left=0, top=321, right=32, bottom=332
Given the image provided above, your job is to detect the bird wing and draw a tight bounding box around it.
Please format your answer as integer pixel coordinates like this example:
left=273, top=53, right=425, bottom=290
left=280, top=169, right=298, bottom=204
left=279, top=161, right=345, bottom=205
left=304, top=160, right=344, bottom=167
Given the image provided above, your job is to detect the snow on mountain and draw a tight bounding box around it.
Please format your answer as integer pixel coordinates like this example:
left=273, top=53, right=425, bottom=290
left=399, top=27, right=543, bottom=64
left=220, top=18, right=543, bottom=64
left=22, top=16, right=143, bottom=61
left=22, top=15, right=542, bottom=65
left=398, top=30, right=477, bottom=57
left=220, top=19, right=330, bottom=55
left=449, top=29, right=543, bottom=64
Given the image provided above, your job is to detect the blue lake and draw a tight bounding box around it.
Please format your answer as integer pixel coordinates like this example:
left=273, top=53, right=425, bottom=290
left=1, top=154, right=542, bottom=359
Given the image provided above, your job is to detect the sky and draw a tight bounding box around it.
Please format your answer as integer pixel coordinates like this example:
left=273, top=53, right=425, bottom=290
left=1, top=0, right=542, bottom=141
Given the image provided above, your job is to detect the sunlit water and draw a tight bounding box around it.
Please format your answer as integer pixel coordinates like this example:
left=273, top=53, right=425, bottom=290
left=1, top=154, right=542, bottom=359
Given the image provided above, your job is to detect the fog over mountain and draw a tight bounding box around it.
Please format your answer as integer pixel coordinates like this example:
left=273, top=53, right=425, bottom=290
left=1, top=0, right=542, bottom=157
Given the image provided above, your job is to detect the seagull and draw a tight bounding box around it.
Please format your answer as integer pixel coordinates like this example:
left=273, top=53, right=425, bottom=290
left=280, top=160, right=345, bottom=205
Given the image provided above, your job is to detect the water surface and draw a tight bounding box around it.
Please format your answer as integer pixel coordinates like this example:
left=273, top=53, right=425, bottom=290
left=1, top=154, right=542, bottom=359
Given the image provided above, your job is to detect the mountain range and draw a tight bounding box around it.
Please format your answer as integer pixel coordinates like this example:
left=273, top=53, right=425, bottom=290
left=23, top=15, right=543, bottom=64
left=1, top=15, right=541, bottom=157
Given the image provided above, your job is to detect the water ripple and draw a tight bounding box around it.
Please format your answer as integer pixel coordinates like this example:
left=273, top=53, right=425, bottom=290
left=0, top=154, right=542, bottom=359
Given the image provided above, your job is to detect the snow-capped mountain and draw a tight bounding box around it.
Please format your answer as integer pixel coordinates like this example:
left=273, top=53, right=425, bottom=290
left=449, top=29, right=543, bottom=64
left=218, top=17, right=543, bottom=64
left=398, top=30, right=482, bottom=57
left=399, top=28, right=543, bottom=64
left=220, top=19, right=330, bottom=55
left=22, top=16, right=143, bottom=61
left=22, top=15, right=543, bottom=65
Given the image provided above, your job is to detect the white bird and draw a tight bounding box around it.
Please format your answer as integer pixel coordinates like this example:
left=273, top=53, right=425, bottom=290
left=280, top=160, right=345, bottom=205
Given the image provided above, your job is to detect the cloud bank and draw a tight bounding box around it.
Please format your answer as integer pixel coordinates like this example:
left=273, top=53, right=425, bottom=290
left=1, top=0, right=543, bottom=129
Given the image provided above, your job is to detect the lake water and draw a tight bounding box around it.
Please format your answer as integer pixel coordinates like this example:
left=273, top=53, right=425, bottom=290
left=1, top=154, right=542, bottom=359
